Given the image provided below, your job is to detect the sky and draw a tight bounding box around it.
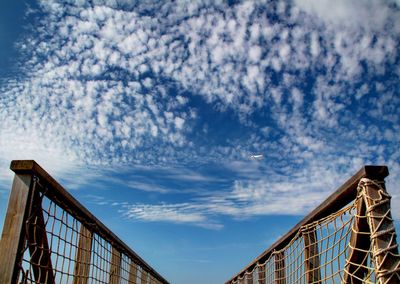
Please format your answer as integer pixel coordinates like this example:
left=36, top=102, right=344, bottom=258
left=0, top=0, right=399, bottom=283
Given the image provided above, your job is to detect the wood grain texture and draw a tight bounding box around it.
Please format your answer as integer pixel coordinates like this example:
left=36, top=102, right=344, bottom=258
left=109, top=246, right=121, bottom=284
left=129, top=262, right=138, bottom=284
left=303, top=229, right=321, bottom=284
left=274, top=251, right=285, bottom=284
left=361, top=179, right=400, bottom=284
left=27, top=186, right=55, bottom=283
left=0, top=174, right=32, bottom=284
left=73, top=225, right=93, bottom=284
left=257, top=265, right=265, bottom=284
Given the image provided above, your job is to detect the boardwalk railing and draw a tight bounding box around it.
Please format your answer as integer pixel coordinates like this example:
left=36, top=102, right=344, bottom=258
left=0, top=160, right=169, bottom=284
left=226, top=166, right=400, bottom=284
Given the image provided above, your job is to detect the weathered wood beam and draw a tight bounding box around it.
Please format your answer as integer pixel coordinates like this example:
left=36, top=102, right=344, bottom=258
left=258, top=265, right=266, bottom=284
left=343, top=190, right=370, bottom=283
left=109, top=246, right=121, bottom=284
left=303, top=229, right=321, bottom=283
left=141, top=269, right=149, bottom=284
left=128, top=262, right=138, bottom=284
left=73, top=224, right=93, bottom=284
left=360, top=178, right=400, bottom=283
left=27, top=185, right=55, bottom=284
left=274, top=251, right=286, bottom=284
left=0, top=174, right=33, bottom=284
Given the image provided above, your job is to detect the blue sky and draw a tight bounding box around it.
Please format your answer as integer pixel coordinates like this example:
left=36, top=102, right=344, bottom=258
left=0, top=0, right=399, bottom=283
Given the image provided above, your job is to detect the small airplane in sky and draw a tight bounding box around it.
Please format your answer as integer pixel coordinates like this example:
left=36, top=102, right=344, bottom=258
left=250, top=154, right=264, bottom=160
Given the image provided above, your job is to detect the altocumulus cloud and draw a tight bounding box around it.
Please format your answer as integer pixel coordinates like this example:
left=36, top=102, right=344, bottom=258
left=0, top=0, right=399, bottom=227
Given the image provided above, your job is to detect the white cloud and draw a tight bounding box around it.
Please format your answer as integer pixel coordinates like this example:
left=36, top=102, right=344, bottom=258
left=310, top=32, right=320, bottom=58
left=122, top=203, right=223, bottom=230
left=0, top=0, right=399, bottom=227
left=294, top=0, right=400, bottom=33
left=174, top=117, right=185, bottom=130
left=248, top=45, right=262, bottom=62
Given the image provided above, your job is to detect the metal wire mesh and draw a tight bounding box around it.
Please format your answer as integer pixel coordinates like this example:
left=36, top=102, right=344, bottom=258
left=15, top=176, right=162, bottom=284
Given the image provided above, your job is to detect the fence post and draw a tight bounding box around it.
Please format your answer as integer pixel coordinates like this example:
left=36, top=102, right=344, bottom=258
left=73, top=225, right=93, bottom=284
left=141, top=269, right=149, bottom=284
left=26, top=180, right=55, bottom=283
left=0, top=173, right=33, bottom=284
left=344, top=168, right=399, bottom=283
left=258, top=264, right=265, bottom=284
left=303, top=228, right=321, bottom=283
left=344, top=186, right=370, bottom=283
left=359, top=177, right=400, bottom=283
left=274, top=251, right=286, bottom=284
left=129, top=262, right=138, bottom=283
left=247, top=272, right=254, bottom=284
left=109, top=246, right=121, bottom=284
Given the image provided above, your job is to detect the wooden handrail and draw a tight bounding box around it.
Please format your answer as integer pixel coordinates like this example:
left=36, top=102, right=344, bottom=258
left=226, top=165, right=389, bottom=283
left=9, top=160, right=169, bottom=284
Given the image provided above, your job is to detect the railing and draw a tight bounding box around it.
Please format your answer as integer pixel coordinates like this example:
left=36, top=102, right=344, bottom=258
left=226, top=166, right=400, bottom=284
left=0, top=160, right=169, bottom=284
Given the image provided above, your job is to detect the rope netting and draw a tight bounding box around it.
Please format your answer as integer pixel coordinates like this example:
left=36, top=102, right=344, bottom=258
left=15, top=176, right=163, bottom=284
left=232, top=178, right=400, bottom=284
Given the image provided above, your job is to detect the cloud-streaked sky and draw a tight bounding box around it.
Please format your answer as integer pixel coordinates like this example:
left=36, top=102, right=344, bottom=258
left=0, top=1, right=399, bottom=283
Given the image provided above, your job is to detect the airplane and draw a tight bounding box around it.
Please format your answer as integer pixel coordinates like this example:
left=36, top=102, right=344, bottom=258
left=250, top=154, right=264, bottom=160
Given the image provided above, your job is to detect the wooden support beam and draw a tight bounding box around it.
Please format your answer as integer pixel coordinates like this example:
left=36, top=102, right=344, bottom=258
left=303, top=228, right=321, bottom=283
left=141, top=269, right=149, bottom=284
left=344, top=190, right=370, bottom=283
left=359, top=178, right=400, bottom=283
left=258, top=265, right=265, bottom=284
left=150, top=274, right=157, bottom=284
left=27, top=185, right=55, bottom=284
left=246, top=272, right=254, bottom=284
left=109, top=246, right=121, bottom=284
left=0, top=174, right=33, bottom=284
left=73, top=225, right=93, bottom=284
left=128, top=262, right=138, bottom=284
left=274, top=252, right=285, bottom=284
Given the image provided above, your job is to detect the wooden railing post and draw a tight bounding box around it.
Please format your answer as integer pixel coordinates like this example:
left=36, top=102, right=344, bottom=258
left=109, top=246, right=121, bottom=284
left=303, top=228, right=321, bottom=283
left=246, top=272, right=254, bottom=284
left=141, top=269, right=149, bottom=284
left=0, top=173, right=33, bottom=284
left=258, top=264, right=265, bottom=284
left=73, top=225, right=93, bottom=284
left=129, top=262, right=138, bottom=284
left=150, top=274, right=157, bottom=284
left=27, top=182, right=55, bottom=284
left=359, top=178, right=400, bottom=283
left=274, top=252, right=285, bottom=284
left=344, top=168, right=398, bottom=283
left=343, top=189, right=370, bottom=283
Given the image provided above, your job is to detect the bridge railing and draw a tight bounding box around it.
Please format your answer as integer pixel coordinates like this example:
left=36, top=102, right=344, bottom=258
left=226, top=166, right=400, bottom=284
left=0, top=160, right=169, bottom=284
